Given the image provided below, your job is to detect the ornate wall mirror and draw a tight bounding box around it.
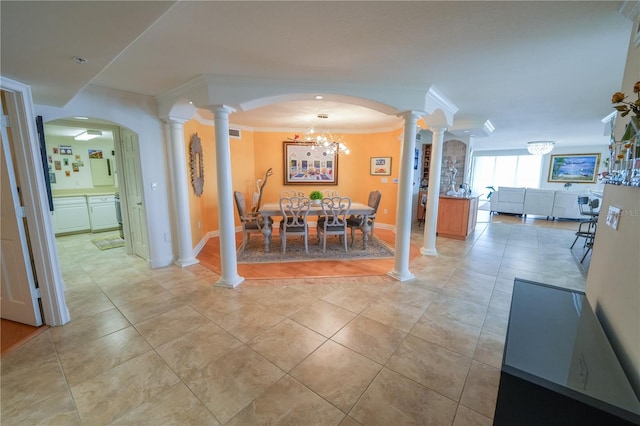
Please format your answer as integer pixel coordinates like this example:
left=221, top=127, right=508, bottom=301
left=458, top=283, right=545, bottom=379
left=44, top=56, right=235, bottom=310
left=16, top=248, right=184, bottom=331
left=190, top=133, right=204, bottom=196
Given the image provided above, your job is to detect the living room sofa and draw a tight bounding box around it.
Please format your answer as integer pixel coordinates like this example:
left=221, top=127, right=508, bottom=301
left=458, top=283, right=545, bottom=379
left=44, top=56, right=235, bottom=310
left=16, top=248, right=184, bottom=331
left=490, top=187, right=589, bottom=219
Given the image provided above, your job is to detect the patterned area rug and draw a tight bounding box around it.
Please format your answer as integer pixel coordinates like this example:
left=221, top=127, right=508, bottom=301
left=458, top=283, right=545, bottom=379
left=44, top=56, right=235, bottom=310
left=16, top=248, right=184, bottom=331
left=237, top=233, right=394, bottom=263
left=91, top=236, right=125, bottom=250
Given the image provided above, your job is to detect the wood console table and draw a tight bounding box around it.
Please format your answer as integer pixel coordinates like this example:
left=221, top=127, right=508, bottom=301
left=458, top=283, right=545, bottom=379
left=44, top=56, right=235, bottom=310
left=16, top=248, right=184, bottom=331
left=436, top=195, right=479, bottom=240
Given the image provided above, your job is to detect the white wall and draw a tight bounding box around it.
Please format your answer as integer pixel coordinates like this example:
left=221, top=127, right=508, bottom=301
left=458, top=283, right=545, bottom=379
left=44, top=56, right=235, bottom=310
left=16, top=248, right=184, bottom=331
left=36, top=85, right=174, bottom=268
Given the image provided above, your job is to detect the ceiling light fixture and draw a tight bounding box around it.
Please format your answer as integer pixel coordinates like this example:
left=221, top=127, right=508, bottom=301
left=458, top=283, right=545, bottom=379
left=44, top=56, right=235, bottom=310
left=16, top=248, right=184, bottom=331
left=290, top=114, right=350, bottom=155
left=74, top=129, right=102, bottom=141
left=527, top=140, right=555, bottom=155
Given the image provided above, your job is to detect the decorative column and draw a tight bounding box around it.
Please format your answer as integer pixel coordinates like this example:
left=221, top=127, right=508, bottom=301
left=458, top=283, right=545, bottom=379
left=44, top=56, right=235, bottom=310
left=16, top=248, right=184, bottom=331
left=388, top=111, right=422, bottom=282
left=421, top=127, right=446, bottom=256
left=209, top=105, right=244, bottom=288
left=165, top=118, right=199, bottom=267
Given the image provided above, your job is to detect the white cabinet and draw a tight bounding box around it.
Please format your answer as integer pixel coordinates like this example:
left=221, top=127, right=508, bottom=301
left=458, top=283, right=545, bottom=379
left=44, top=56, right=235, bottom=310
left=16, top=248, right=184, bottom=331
left=87, top=195, right=119, bottom=231
left=52, top=197, right=91, bottom=235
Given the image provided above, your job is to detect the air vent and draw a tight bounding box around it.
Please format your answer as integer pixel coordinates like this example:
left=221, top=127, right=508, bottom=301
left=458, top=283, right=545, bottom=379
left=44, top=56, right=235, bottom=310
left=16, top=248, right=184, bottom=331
left=229, top=128, right=241, bottom=139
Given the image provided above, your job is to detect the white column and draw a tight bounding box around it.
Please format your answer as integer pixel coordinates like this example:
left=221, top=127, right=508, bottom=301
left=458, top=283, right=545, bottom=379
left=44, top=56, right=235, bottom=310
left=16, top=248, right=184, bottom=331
left=166, top=118, right=199, bottom=267
left=388, top=111, right=422, bottom=282
left=421, top=127, right=446, bottom=256
left=210, top=105, right=244, bottom=288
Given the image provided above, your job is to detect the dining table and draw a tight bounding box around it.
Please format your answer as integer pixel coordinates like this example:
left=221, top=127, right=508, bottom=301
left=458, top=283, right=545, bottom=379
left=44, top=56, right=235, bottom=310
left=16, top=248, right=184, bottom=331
left=258, top=202, right=375, bottom=253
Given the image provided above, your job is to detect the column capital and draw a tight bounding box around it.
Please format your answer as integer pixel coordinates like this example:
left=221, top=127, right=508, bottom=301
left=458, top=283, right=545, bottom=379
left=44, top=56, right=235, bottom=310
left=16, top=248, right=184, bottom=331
left=204, top=104, right=236, bottom=116
left=162, top=116, right=189, bottom=125
left=396, top=110, right=425, bottom=121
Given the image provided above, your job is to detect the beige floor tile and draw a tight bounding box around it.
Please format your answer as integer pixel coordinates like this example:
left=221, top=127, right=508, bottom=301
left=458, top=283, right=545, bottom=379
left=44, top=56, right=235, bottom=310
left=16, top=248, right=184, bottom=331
left=387, top=334, right=472, bottom=401
left=441, top=278, right=495, bottom=306
left=227, top=376, right=345, bottom=425
left=482, top=306, right=510, bottom=336
left=473, top=330, right=505, bottom=369
left=410, top=312, right=481, bottom=357
left=426, top=295, right=487, bottom=328
left=379, top=282, right=439, bottom=309
left=350, top=367, right=457, bottom=425
left=332, top=316, right=406, bottom=364
left=50, top=308, right=131, bottom=350
left=453, top=404, right=492, bottom=426
left=290, top=299, right=357, bottom=337
left=134, top=304, right=211, bottom=347
left=184, top=286, right=257, bottom=322
left=339, top=415, right=363, bottom=426
left=117, top=291, right=186, bottom=324
left=290, top=340, right=381, bottom=412
left=248, top=286, right=318, bottom=316
left=100, top=278, right=170, bottom=306
left=321, top=286, right=379, bottom=313
left=216, top=301, right=286, bottom=342
left=71, top=351, right=180, bottom=425
left=360, top=298, right=425, bottom=332
left=111, top=382, right=220, bottom=425
left=488, top=289, right=513, bottom=313
left=183, top=345, right=284, bottom=423
left=248, top=319, right=326, bottom=371
left=64, top=286, right=115, bottom=319
left=156, top=323, right=242, bottom=379
left=57, top=326, right=151, bottom=386
left=1, top=391, right=81, bottom=426
left=459, top=361, right=501, bottom=419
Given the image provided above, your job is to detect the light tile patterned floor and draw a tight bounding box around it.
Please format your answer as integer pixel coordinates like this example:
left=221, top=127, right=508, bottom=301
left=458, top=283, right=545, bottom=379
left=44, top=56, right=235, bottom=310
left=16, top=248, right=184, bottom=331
left=0, top=213, right=589, bottom=425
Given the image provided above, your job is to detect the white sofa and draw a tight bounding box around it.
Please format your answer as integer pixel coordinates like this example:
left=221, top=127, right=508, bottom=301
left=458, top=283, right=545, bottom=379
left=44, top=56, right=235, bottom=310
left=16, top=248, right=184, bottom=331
left=490, top=187, right=589, bottom=219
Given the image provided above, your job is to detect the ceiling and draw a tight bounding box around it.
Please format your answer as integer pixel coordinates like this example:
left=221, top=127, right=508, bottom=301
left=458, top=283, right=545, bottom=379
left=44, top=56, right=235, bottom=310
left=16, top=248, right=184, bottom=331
left=1, top=1, right=636, bottom=150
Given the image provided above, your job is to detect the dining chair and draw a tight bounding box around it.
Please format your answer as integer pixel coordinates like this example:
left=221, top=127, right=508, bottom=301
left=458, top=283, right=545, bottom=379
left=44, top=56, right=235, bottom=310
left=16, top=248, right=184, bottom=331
left=317, top=196, right=351, bottom=253
left=323, top=190, right=338, bottom=198
left=279, top=196, right=311, bottom=254
left=234, top=191, right=270, bottom=252
left=571, top=196, right=599, bottom=262
left=346, top=190, right=382, bottom=248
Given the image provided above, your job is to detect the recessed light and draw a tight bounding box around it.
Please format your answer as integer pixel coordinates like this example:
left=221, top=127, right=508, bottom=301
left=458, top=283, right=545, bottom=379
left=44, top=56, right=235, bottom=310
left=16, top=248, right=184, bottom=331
left=74, top=116, right=89, bottom=120
left=314, top=95, right=324, bottom=100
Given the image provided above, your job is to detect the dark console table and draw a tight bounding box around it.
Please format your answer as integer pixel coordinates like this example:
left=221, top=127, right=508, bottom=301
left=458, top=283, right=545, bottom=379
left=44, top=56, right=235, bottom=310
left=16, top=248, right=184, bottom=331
left=494, top=279, right=640, bottom=425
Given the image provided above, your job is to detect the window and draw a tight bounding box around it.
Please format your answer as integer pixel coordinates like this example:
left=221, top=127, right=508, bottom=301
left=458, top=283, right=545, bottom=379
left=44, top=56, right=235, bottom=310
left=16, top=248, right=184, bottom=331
left=471, top=154, right=542, bottom=199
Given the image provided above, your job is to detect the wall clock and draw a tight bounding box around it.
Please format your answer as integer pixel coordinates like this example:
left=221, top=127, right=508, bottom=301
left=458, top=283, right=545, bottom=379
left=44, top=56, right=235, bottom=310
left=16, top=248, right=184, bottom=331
left=190, top=133, right=204, bottom=197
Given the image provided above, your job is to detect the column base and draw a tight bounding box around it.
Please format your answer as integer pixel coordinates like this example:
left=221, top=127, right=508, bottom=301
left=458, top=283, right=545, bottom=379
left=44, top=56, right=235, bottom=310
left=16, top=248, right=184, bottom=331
left=175, top=257, right=199, bottom=268
left=215, top=275, right=244, bottom=288
left=420, top=247, right=438, bottom=256
left=387, top=270, right=416, bottom=282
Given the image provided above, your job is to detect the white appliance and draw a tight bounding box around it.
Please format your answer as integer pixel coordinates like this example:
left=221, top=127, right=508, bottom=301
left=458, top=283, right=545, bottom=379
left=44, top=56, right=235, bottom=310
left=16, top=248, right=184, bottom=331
left=87, top=195, right=119, bottom=231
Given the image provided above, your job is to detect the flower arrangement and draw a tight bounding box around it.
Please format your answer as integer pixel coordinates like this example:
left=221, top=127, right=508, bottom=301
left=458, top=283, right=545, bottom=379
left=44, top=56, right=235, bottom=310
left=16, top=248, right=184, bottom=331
left=612, top=81, right=640, bottom=119
left=309, top=190, right=324, bottom=200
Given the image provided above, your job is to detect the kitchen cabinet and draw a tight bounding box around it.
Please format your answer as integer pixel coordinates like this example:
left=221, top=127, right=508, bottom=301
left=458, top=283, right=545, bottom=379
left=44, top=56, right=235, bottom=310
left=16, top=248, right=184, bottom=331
left=436, top=195, right=479, bottom=240
left=52, top=197, right=91, bottom=235
left=87, top=195, right=119, bottom=231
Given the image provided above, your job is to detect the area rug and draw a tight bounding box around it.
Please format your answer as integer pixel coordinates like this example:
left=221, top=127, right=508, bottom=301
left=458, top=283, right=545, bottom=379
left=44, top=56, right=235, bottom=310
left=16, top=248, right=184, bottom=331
left=91, top=236, right=125, bottom=250
left=237, top=233, right=394, bottom=264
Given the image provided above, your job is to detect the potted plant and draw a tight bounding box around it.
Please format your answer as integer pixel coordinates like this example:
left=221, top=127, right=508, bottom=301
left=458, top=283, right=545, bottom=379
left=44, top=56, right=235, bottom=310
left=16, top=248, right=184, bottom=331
left=309, top=190, right=324, bottom=205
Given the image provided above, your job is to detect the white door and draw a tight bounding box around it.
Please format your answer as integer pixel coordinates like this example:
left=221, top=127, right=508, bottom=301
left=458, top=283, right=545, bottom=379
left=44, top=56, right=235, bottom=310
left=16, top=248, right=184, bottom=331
left=0, top=113, right=42, bottom=326
left=119, top=128, right=149, bottom=260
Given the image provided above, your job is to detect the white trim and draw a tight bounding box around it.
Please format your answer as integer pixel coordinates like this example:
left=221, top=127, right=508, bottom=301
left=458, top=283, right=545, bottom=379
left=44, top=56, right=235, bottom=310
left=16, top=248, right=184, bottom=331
left=0, top=77, right=70, bottom=326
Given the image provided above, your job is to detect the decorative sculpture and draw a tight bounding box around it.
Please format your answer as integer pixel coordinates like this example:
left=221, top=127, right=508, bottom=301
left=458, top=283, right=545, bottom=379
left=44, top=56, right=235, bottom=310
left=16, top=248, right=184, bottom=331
left=252, top=168, right=273, bottom=212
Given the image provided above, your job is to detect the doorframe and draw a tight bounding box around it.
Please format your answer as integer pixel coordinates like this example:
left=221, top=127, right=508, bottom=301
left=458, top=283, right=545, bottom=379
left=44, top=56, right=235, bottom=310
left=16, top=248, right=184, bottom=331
left=1, top=77, right=69, bottom=326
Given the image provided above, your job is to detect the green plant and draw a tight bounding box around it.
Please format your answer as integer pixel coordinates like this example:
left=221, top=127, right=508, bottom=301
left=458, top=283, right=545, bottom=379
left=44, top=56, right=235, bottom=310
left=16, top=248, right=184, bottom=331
left=309, top=190, right=324, bottom=200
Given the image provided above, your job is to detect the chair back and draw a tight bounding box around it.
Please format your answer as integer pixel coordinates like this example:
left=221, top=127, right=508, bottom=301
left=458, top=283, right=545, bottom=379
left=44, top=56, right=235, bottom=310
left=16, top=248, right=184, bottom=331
left=323, top=190, right=338, bottom=198
left=367, top=190, right=382, bottom=215
left=234, top=191, right=249, bottom=221
left=319, top=196, right=351, bottom=229
left=280, top=190, right=305, bottom=198
left=280, top=196, right=311, bottom=230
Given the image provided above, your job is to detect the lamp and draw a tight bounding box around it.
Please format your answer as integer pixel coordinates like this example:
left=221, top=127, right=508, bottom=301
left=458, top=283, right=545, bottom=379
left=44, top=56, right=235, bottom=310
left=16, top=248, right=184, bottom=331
left=291, top=114, right=350, bottom=155
left=527, top=140, right=555, bottom=155
left=74, top=129, right=102, bottom=141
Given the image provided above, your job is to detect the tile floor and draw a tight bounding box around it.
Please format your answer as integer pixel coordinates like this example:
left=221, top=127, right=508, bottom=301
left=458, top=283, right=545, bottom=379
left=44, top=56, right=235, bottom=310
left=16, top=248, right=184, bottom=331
left=1, top=213, right=589, bottom=425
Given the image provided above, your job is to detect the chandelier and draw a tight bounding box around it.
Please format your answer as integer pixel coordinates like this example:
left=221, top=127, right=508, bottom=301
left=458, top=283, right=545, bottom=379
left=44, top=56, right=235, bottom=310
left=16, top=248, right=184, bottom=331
left=291, top=114, right=351, bottom=155
left=527, top=140, right=555, bottom=155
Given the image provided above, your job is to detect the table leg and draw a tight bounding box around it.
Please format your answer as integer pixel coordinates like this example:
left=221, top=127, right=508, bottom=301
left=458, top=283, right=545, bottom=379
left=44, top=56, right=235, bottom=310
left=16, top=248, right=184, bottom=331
left=262, top=215, right=272, bottom=253
left=360, top=216, right=371, bottom=250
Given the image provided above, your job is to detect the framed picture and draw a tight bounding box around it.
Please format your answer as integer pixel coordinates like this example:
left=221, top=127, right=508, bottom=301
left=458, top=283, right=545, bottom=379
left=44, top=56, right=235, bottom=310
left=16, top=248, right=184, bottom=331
left=283, top=141, right=338, bottom=185
left=548, top=153, right=600, bottom=183
left=370, top=157, right=392, bottom=176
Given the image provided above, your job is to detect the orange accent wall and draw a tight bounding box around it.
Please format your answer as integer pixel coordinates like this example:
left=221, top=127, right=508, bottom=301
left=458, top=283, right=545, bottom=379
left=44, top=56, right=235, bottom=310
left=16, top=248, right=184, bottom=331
left=183, top=119, right=403, bottom=248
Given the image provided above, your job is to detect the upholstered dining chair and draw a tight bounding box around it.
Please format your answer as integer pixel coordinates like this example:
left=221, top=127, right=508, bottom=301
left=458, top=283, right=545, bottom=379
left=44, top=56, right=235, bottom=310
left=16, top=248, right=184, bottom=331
left=347, top=190, right=382, bottom=248
left=317, top=196, right=351, bottom=253
left=279, top=196, right=311, bottom=254
left=234, top=191, right=270, bottom=252
left=323, top=190, right=338, bottom=198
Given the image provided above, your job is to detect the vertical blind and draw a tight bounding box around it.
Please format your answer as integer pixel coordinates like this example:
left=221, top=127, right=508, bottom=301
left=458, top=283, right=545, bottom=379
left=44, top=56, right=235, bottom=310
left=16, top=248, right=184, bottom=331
left=471, top=155, right=542, bottom=199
